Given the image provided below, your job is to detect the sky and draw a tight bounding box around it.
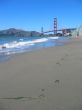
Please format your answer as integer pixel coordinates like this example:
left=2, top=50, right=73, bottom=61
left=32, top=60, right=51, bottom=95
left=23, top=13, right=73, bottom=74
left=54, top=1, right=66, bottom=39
left=0, top=0, right=82, bottom=32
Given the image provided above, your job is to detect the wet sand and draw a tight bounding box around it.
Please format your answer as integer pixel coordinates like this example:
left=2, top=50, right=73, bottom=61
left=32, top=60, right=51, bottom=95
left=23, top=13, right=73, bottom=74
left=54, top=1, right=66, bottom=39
left=0, top=38, right=82, bottom=110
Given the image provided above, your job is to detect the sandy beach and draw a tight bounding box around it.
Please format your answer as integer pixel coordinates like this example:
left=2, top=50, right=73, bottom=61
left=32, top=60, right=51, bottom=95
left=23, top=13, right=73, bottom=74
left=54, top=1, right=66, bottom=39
left=0, top=38, right=82, bottom=110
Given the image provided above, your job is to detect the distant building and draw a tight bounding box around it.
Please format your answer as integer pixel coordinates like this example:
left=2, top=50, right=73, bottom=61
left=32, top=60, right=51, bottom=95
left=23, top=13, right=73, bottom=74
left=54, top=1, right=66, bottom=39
left=78, top=25, right=82, bottom=36
left=64, top=28, right=76, bottom=37
left=71, top=29, right=78, bottom=37
left=71, top=25, right=82, bottom=37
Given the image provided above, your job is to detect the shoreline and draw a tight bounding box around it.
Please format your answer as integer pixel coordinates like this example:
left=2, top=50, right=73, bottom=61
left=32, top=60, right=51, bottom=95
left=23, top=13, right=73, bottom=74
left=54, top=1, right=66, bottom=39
left=0, top=37, right=82, bottom=110
left=0, top=36, right=71, bottom=63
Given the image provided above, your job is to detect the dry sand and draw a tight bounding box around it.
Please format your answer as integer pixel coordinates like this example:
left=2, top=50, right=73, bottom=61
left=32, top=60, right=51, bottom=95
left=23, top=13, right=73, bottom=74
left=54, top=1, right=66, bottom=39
left=0, top=38, right=82, bottom=110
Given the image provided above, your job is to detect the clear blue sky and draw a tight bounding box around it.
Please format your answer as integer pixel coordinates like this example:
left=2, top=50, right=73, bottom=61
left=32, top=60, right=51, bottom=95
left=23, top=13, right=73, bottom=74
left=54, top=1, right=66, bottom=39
left=0, top=0, right=82, bottom=32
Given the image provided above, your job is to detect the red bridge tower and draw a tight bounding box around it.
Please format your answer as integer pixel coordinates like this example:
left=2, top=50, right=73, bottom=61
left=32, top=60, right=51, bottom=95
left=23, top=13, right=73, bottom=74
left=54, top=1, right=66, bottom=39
left=54, top=18, right=57, bottom=34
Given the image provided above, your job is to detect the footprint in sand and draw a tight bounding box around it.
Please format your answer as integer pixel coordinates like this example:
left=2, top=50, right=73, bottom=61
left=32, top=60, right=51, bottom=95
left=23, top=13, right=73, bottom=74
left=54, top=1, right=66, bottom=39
left=54, top=79, right=63, bottom=88
left=54, top=80, right=61, bottom=87
left=56, top=62, right=61, bottom=66
left=61, top=58, right=65, bottom=61
left=56, top=54, right=69, bottom=66
left=54, top=80, right=60, bottom=84
left=38, top=93, right=45, bottom=99
left=65, top=54, right=69, bottom=56
left=41, top=89, right=45, bottom=92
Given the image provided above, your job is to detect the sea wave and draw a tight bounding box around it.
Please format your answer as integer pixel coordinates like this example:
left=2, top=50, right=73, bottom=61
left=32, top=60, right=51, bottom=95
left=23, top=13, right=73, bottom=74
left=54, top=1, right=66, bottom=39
left=49, top=36, right=59, bottom=40
left=0, top=37, right=59, bottom=49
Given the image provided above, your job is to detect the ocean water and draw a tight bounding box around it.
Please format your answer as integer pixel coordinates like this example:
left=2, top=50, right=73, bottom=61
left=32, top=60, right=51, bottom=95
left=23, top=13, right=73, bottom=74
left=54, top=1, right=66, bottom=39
left=0, top=36, right=70, bottom=62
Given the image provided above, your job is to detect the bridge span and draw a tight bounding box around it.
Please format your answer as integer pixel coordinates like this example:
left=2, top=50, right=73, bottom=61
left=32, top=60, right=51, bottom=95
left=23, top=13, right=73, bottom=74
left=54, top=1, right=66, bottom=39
left=41, top=18, right=76, bottom=35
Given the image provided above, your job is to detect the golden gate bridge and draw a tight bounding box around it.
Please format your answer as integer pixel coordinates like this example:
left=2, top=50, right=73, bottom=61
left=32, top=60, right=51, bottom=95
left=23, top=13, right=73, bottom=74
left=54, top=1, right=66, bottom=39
left=41, top=18, right=75, bottom=35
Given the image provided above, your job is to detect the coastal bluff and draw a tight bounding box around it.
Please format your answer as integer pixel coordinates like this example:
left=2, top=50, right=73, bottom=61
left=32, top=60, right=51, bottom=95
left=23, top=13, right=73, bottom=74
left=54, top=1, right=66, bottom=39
left=0, top=28, right=41, bottom=37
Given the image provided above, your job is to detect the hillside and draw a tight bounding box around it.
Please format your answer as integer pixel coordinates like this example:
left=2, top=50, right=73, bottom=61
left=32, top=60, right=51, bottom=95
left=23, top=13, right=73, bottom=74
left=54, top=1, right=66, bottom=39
left=0, top=28, right=41, bottom=37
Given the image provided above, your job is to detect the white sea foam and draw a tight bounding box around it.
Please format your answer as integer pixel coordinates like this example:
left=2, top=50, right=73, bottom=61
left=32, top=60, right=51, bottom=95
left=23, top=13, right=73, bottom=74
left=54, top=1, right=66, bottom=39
left=49, top=36, right=59, bottom=40
left=0, top=36, right=60, bottom=57
left=20, top=39, right=23, bottom=41
left=0, top=38, right=49, bottom=49
left=32, top=38, right=48, bottom=43
left=2, top=41, right=34, bottom=49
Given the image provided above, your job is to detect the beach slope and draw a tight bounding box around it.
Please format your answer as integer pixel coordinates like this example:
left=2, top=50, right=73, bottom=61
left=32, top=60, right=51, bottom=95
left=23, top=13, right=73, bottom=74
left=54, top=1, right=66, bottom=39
left=0, top=38, right=82, bottom=110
